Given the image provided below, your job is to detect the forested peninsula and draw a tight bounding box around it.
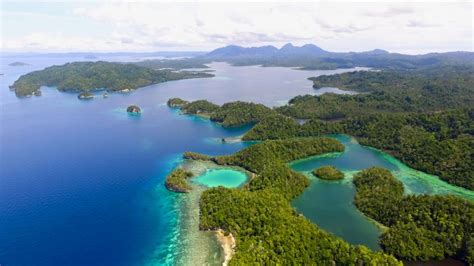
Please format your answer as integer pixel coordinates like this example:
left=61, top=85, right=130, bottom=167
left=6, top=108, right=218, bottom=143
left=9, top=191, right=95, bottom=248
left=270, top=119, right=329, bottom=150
left=177, top=137, right=401, bottom=264
left=10, top=61, right=213, bottom=97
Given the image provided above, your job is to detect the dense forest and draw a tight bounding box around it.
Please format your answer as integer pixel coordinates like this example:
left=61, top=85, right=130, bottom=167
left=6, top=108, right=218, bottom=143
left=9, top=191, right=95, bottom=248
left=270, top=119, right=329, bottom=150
left=353, top=167, right=473, bottom=263
left=313, top=165, right=344, bottom=180
left=164, top=169, right=193, bottom=193
left=244, top=109, right=474, bottom=190
left=170, top=94, right=473, bottom=190
left=179, top=99, right=221, bottom=115
left=187, top=138, right=400, bottom=264
left=167, top=98, right=190, bottom=108
left=10, top=61, right=213, bottom=97
left=278, top=66, right=474, bottom=120
left=176, top=98, right=279, bottom=127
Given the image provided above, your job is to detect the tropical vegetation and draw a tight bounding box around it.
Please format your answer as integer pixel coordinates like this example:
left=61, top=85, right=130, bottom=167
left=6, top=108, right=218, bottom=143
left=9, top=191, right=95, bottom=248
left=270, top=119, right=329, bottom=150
left=313, top=165, right=344, bottom=180
left=165, top=168, right=193, bottom=193
left=187, top=138, right=400, bottom=264
left=10, top=61, right=213, bottom=97
left=353, top=167, right=473, bottom=263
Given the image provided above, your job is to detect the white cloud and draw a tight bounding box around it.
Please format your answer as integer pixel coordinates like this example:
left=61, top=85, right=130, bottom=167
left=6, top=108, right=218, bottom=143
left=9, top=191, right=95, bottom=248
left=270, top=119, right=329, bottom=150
left=1, top=1, right=472, bottom=53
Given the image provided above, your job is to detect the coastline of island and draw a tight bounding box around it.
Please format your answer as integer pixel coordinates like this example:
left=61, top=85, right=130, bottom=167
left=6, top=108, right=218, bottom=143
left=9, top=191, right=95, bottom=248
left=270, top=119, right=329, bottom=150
left=215, top=229, right=236, bottom=266
left=165, top=157, right=252, bottom=265
left=9, top=61, right=214, bottom=98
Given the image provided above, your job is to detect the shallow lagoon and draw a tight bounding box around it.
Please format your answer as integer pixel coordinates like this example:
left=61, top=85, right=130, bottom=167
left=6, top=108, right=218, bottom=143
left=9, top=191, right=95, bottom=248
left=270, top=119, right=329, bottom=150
left=193, top=169, right=248, bottom=188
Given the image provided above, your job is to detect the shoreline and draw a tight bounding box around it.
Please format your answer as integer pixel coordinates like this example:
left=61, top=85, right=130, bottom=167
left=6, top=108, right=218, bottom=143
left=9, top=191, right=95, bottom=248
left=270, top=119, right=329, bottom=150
left=171, top=159, right=250, bottom=265
left=215, top=229, right=236, bottom=266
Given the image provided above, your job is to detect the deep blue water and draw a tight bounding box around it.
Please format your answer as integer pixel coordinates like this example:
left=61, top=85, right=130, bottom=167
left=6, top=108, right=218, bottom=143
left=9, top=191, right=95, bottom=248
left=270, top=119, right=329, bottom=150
left=0, top=56, right=360, bottom=265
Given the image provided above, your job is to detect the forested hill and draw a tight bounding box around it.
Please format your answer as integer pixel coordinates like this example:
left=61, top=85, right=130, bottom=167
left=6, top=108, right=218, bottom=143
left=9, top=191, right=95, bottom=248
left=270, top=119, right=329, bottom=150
left=10, top=61, right=213, bottom=97
left=199, top=43, right=474, bottom=70
left=278, top=65, right=474, bottom=120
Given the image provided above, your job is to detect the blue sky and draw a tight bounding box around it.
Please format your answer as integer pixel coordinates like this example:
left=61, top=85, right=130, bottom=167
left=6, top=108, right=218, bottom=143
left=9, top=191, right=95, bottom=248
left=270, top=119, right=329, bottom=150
left=1, top=1, right=472, bottom=54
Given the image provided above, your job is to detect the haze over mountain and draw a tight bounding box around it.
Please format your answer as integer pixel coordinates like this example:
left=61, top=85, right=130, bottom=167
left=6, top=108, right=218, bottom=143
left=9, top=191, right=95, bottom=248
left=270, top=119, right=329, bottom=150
left=206, top=43, right=332, bottom=58
left=200, top=43, right=473, bottom=70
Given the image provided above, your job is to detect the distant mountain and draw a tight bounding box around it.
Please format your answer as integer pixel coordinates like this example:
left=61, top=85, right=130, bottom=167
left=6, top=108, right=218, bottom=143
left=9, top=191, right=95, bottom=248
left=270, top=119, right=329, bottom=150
left=279, top=43, right=328, bottom=55
left=207, top=45, right=278, bottom=57
left=205, top=43, right=328, bottom=58
left=359, top=49, right=389, bottom=55
left=202, top=43, right=473, bottom=70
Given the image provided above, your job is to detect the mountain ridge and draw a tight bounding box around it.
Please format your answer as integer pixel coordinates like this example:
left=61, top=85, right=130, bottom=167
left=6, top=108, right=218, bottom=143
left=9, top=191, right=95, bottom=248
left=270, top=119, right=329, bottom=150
left=201, top=43, right=474, bottom=70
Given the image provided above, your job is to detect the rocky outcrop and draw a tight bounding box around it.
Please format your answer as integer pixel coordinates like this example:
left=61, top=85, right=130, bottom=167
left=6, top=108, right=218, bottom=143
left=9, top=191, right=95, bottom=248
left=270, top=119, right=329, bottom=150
left=78, top=92, right=94, bottom=100
left=126, top=105, right=141, bottom=114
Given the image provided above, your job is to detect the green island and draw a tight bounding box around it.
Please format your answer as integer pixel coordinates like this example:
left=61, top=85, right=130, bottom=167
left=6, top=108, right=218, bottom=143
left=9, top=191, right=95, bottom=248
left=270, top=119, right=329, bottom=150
left=126, top=105, right=141, bottom=114
left=174, top=98, right=279, bottom=127
left=353, top=167, right=473, bottom=263
left=313, top=165, right=344, bottom=180
left=176, top=137, right=401, bottom=264
left=9, top=61, right=214, bottom=97
left=179, top=100, right=220, bottom=116
left=165, top=168, right=194, bottom=193
left=167, top=98, right=190, bottom=108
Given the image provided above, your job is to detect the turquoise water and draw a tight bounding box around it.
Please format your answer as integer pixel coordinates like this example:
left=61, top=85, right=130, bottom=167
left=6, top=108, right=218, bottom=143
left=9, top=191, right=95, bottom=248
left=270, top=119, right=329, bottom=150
left=292, top=171, right=382, bottom=250
left=291, top=134, right=474, bottom=250
left=193, top=169, right=248, bottom=188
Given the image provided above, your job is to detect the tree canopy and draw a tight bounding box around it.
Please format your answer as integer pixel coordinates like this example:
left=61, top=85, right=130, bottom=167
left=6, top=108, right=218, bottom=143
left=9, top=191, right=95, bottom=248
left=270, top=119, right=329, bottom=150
left=191, top=138, right=400, bottom=264
left=10, top=61, right=213, bottom=97
left=353, top=167, right=474, bottom=263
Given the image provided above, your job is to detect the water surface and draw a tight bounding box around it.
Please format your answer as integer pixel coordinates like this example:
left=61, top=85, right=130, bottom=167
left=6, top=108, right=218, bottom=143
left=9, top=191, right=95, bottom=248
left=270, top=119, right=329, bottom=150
left=193, top=169, right=248, bottom=188
left=2, top=55, right=469, bottom=264
left=1, top=55, right=361, bottom=265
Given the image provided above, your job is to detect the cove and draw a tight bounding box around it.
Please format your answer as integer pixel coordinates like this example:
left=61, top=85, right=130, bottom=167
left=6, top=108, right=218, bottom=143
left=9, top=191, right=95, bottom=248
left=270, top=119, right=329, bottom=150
left=291, top=134, right=474, bottom=250
left=192, top=169, right=248, bottom=188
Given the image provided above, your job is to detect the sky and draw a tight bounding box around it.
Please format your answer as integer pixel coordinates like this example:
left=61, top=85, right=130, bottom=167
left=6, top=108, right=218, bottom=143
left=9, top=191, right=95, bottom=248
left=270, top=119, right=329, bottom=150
left=1, top=0, right=473, bottom=54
